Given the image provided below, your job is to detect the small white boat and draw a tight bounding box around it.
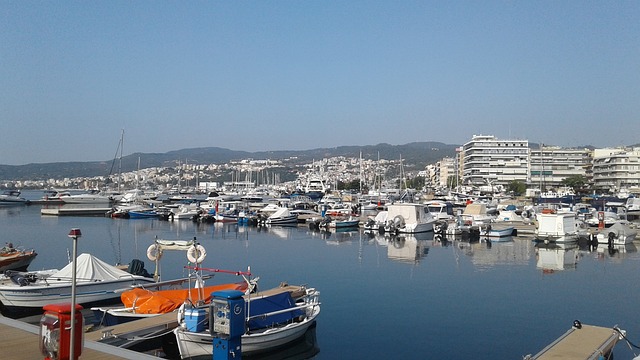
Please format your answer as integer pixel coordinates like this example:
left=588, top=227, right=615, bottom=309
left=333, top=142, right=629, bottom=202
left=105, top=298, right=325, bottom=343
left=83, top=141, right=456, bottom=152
left=481, top=225, right=515, bottom=238
left=172, top=284, right=320, bottom=358
left=595, top=221, right=637, bottom=245
left=384, top=203, right=436, bottom=234
left=264, top=207, right=298, bottom=226
left=61, top=190, right=113, bottom=204
left=0, top=190, right=27, bottom=206
left=0, top=253, right=155, bottom=311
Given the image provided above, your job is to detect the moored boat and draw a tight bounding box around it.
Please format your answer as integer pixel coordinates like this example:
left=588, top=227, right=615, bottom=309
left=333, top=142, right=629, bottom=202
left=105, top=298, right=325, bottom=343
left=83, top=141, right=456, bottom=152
left=0, top=253, right=155, bottom=312
left=171, top=284, right=320, bottom=358
left=0, top=190, right=28, bottom=206
left=0, top=244, right=37, bottom=272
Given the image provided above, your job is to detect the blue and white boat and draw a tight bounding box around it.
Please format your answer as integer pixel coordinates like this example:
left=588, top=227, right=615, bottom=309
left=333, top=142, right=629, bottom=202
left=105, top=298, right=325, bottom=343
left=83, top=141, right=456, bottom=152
left=172, top=284, right=320, bottom=358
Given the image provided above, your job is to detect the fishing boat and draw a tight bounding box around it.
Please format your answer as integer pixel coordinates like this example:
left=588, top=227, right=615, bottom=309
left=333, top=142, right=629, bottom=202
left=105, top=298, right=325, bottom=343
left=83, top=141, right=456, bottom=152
left=535, top=213, right=580, bottom=243
left=92, top=273, right=254, bottom=326
left=0, top=244, right=37, bottom=272
left=384, top=203, right=436, bottom=234
left=171, top=283, right=320, bottom=358
left=0, top=253, right=155, bottom=311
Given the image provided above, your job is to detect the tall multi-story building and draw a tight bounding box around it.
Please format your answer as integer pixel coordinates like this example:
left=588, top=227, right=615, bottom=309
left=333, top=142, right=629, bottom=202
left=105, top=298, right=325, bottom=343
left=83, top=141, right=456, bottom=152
left=529, top=146, right=591, bottom=190
left=592, top=148, right=640, bottom=194
left=461, top=135, right=529, bottom=187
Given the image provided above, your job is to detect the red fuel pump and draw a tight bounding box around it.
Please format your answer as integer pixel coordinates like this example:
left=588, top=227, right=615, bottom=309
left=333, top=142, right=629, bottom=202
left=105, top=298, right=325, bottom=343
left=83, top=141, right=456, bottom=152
left=39, top=303, right=84, bottom=360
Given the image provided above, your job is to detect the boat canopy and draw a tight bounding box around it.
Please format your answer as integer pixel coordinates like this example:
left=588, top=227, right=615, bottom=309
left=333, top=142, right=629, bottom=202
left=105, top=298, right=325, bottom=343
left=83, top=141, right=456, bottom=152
left=49, top=253, right=133, bottom=282
left=247, top=292, right=304, bottom=330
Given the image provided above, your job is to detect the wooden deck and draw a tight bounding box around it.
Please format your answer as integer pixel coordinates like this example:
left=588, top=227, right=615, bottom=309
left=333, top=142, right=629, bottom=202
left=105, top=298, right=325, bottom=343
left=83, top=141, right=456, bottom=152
left=0, top=315, right=158, bottom=359
left=526, top=324, right=621, bottom=360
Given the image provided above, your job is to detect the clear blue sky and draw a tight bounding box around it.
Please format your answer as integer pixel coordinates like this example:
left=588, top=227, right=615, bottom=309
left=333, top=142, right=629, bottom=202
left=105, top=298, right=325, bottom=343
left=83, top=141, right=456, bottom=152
left=1, top=1, right=639, bottom=165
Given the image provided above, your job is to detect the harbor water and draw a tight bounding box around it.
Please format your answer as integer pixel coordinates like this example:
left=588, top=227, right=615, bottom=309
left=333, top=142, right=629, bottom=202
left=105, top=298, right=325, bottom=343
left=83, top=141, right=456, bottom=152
left=2, top=192, right=640, bottom=359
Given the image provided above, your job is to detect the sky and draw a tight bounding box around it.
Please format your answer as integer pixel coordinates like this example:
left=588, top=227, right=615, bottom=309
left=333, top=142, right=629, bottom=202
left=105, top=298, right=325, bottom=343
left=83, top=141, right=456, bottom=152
left=1, top=1, right=639, bottom=165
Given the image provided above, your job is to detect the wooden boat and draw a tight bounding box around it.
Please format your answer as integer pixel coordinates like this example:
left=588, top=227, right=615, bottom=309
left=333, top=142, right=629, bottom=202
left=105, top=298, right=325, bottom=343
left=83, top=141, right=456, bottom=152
left=0, top=245, right=37, bottom=272
left=172, top=284, right=320, bottom=358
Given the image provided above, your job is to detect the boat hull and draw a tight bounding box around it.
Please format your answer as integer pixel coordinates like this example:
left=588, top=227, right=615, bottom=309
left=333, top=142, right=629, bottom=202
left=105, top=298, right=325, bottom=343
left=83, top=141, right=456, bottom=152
left=174, top=307, right=319, bottom=358
left=0, top=277, right=155, bottom=309
left=0, top=251, right=37, bottom=272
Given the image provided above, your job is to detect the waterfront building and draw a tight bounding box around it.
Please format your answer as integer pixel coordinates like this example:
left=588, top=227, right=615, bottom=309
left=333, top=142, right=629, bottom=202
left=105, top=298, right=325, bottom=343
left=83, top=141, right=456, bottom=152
left=529, top=146, right=591, bottom=190
left=592, top=148, right=640, bottom=194
left=461, top=135, right=529, bottom=187
left=434, top=157, right=456, bottom=188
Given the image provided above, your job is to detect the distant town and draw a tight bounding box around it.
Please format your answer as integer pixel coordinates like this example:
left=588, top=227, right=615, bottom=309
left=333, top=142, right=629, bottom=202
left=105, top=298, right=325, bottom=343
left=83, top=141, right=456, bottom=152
left=2, top=134, right=639, bottom=197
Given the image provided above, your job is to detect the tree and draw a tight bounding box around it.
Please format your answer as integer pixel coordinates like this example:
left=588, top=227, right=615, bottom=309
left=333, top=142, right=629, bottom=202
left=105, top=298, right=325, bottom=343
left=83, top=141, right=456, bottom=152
left=561, top=175, right=588, bottom=193
left=507, top=180, right=527, bottom=196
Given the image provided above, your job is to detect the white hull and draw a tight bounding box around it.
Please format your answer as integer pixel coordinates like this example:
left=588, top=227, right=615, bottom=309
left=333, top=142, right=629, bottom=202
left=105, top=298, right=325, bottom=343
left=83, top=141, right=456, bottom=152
left=174, top=306, right=320, bottom=358
left=61, top=195, right=113, bottom=204
left=0, top=276, right=155, bottom=309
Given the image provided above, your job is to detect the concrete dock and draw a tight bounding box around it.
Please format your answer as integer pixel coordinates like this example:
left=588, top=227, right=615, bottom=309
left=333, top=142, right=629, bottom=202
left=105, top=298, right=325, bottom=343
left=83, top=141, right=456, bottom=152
left=0, top=314, right=159, bottom=359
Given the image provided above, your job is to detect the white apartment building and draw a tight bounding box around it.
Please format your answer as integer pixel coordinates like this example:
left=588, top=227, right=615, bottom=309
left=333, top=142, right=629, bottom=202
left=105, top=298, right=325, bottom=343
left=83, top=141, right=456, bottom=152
left=435, top=157, right=456, bottom=188
left=461, top=135, right=529, bottom=187
left=529, top=146, right=591, bottom=190
left=592, top=148, right=640, bottom=193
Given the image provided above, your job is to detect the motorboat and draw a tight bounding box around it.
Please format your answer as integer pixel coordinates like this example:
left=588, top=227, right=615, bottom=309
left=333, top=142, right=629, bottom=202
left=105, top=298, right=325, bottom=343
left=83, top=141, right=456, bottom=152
left=0, top=253, right=155, bottom=311
left=60, top=190, right=114, bottom=204
left=0, top=190, right=28, bottom=206
left=480, top=225, right=515, bottom=238
left=595, top=221, right=637, bottom=245
left=0, top=244, right=37, bottom=272
left=384, top=203, right=436, bottom=234
left=171, top=284, right=320, bottom=359
left=424, top=200, right=454, bottom=221
left=363, top=211, right=388, bottom=232
left=315, top=215, right=359, bottom=230
left=263, top=207, right=298, bottom=226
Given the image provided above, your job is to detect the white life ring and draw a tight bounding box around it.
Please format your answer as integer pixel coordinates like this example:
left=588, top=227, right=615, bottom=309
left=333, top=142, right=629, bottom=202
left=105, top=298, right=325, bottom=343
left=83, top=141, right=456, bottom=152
left=187, top=244, right=207, bottom=264
left=146, top=244, right=162, bottom=261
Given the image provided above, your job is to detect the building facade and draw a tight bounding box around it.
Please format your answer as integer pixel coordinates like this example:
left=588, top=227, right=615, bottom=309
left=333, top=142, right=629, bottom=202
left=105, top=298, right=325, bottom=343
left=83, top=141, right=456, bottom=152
left=592, top=148, right=640, bottom=194
left=461, top=135, right=529, bottom=187
left=529, top=146, right=591, bottom=190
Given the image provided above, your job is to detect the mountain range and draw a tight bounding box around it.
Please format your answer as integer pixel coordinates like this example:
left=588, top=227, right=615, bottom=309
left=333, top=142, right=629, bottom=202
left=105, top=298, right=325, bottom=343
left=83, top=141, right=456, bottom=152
left=0, top=142, right=462, bottom=180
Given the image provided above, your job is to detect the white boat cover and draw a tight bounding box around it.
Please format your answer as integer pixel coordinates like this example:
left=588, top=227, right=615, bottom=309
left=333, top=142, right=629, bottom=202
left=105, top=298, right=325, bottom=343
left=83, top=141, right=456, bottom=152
left=49, top=253, right=133, bottom=282
left=269, top=207, right=292, bottom=219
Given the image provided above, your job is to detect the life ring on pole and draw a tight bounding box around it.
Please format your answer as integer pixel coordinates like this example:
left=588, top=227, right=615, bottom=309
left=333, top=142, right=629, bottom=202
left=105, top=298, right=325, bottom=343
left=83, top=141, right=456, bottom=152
left=146, top=244, right=162, bottom=261
left=187, top=244, right=207, bottom=264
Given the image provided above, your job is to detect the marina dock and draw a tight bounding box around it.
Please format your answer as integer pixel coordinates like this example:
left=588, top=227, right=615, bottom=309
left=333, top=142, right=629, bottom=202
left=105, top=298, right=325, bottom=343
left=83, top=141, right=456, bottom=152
left=86, top=311, right=178, bottom=348
left=41, top=207, right=111, bottom=216
left=525, top=322, right=621, bottom=360
left=0, top=315, right=159, bottom=359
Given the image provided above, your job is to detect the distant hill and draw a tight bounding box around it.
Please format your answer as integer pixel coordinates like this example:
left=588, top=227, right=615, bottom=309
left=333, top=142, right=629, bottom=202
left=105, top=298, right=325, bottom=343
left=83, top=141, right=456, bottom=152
left=0, top=142, right=459, bottom=181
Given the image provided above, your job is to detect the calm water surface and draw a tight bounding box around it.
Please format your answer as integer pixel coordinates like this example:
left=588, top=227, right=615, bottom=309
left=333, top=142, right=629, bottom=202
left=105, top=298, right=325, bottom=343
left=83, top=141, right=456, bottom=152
left=2, top=191, right=640, bottom=359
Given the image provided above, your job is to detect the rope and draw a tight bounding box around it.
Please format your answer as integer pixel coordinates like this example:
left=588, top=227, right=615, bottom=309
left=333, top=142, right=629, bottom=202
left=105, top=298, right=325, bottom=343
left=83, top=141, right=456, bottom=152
left=614, top=326, right=640, bottom=350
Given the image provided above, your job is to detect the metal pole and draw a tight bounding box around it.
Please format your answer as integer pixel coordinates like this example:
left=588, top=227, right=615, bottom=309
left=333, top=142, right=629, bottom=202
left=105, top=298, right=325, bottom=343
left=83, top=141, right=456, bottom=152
left=67, top=228, right=81, bottom=360
left=70, top=235, right=77, bottom=360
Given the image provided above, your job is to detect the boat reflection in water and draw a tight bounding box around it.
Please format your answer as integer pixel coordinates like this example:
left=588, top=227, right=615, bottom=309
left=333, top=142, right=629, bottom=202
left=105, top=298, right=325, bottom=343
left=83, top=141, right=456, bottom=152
left=386, top=232, right=432, bottom=264
left=535, top=242, right=579, bottom=273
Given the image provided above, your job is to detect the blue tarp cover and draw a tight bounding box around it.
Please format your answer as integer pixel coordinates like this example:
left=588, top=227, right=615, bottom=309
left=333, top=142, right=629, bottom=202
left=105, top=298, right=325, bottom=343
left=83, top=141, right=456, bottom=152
left=246, top=292, right=304, bottom=330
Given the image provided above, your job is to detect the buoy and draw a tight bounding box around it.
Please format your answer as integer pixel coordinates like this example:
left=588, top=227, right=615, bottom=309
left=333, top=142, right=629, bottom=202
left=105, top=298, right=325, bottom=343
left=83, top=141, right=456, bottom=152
left=187, top=244, right=207, bottom=264
left=146, top=244, right=162, bottom=261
